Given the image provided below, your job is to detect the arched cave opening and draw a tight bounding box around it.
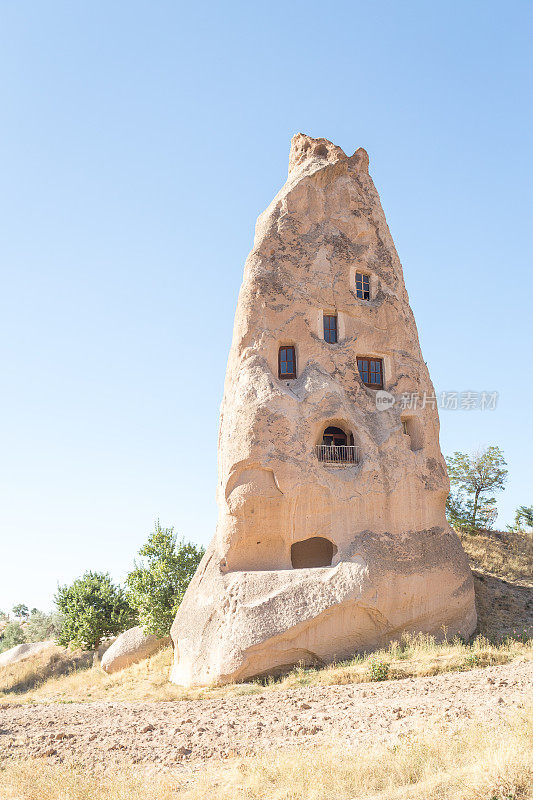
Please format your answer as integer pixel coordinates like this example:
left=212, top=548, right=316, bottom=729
left=316, top=424, right=359, bottom=464
left=291, top=536, right=335, bottom=569
left=322, top=426, right=353, bottom=447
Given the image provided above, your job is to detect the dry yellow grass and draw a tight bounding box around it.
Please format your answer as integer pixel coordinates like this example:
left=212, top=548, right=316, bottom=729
left=1, top=706, right=532, bottom=800
left=0, top=527, right=530, bottom=706
left=0, top=645, right=178, bottom=703
left=458, top=528, right=532, bottom=644
left=460, top=528, right=533, bottom=586
left=274, top=632, right=533, bottom=691
left=1, top=632, right=531, bottom=705
left=0, top=645, right=92, bottom=696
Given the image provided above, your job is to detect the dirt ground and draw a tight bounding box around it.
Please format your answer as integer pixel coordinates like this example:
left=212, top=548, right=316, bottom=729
left=0, top=660, right=530, bottom=775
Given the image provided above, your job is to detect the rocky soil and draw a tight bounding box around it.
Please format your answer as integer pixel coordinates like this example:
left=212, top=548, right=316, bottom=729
left=0, top=660, right=531, bottom=774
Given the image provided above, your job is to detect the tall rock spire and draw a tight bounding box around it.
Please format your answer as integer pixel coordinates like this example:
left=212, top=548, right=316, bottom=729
left=170, top=134, right=476, bottom=687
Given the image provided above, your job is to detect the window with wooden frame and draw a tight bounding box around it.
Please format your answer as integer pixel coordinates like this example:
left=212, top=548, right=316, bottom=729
left=357, top=356, right=383, bottom=389
left=355, top=272, right=370, bottom=300
left=323, top=314, right=338, bottom=343
left=278, top=346, right=296, bottom=379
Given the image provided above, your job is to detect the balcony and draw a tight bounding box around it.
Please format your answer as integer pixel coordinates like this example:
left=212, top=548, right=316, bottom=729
left=315, top=444, right=360, bottom=465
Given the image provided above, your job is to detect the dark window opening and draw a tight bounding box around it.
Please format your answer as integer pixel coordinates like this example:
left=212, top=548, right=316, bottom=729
left=357, top=356, right=383, bottom=389
left=278, top=346, right=296, bottom=379
left=323, top=314, right=338, bottom=343
left=291, top=537, right=335, bottom=569
left=322, top=426, right=347, bottom=447
left=355, top=272, right=370, bottom=300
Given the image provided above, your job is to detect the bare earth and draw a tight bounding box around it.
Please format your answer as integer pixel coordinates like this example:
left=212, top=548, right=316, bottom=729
left=0, top=661, right=531, bottom=773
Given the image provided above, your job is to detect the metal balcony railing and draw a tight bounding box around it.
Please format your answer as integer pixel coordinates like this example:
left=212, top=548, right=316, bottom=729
left=315, top=444, right=360, bottom=464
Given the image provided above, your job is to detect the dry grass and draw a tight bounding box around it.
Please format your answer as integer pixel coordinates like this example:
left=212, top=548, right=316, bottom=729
left=0, top=646, right=178, bottom=704
left=1, top=706, right=532, bottom=799
left=1, top=632, right=531, bottom=705
left=272, top=632, right=533, bottom=691
left=1, top=527, right=530, bottom=706
left=0, top=645, right=93, bottom=696
left=460, top=528, right=533, bottom=586
left=459, top=528, right=533, bottom=644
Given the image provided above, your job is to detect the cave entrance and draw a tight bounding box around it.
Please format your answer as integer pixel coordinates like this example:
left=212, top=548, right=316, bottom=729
left=322, top=426, right=352, bottom=447
left=291, top=536, right=335, bottom=569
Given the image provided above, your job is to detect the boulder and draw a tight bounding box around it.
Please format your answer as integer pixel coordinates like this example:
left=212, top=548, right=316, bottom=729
left=0, top=640, right=56, bottom=668
left=100, top=626, right=168, bottom=674
left=170, top=133, right=477, bottom=687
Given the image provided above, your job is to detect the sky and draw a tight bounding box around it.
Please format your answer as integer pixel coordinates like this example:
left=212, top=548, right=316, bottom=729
left=0, top=1, right=531, bottom=613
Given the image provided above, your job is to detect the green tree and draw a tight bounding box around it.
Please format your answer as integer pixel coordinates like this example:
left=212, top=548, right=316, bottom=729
left=24, top=609, right=64, bottom=643
left=509, top=505, right=533, bottom=532
left=0, top=621, right=25, bottom=653
left=446, top=446, right=507, bottom=533
left=446, top=493, right=498, bottom=532
left=11, top=603, right=29, bottom=621
left=126, top=521, right=204, bottom=637
left=445, top=492, right=469, bottom=531
left=55, top=571, right=135, bottom=650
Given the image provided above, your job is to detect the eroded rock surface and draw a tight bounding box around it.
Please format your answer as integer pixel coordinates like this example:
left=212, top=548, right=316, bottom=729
left=0, top=641, right=56, bottom=669
left=101, top=627, right=168, bottom=674
left=171, top=133, right=476, bottom=687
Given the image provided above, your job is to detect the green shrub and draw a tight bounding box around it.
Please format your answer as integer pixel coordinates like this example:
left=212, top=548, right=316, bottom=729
left=24, top=610, right=64, bottom=643
left=55, top=571, right=135, bottom=650
left=369, top=660, right=390, bottom=681
left=0, top=621, right=26, bottom=653
left=126, top=521, right=204, bottom=638
left=506, top=627, right=532, bottom=644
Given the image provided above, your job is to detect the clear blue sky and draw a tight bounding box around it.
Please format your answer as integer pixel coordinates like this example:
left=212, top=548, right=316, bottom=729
left=1, top=1, right=531, bottom=613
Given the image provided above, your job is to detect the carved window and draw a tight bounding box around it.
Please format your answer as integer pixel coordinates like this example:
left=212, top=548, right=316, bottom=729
left=355, top=272, right=370, bottom=300
left=401, top=416, right=423, bottom=451
left=357, top=356, right=383, bottom=389
left=323, top=314, right=338, bottom=343
left=278, top=346, right=296, bottom=379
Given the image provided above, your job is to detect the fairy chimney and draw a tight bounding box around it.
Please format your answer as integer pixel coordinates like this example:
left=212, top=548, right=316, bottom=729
left=170, top=133, right=476, bottom=687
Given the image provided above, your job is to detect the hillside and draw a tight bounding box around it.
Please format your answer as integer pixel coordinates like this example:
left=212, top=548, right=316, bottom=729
left=459, top=528, right=532, bottom=641
left=0, top=529, right=531, bottom=705
left=0, top=529, right=532, bottom=800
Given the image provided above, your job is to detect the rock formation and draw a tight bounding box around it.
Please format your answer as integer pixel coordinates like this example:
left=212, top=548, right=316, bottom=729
left=0, top=641, right=56, bottom=669
left=170, top=133, right=477, bottom=687
left=100, top=626, right=168, bottom=674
